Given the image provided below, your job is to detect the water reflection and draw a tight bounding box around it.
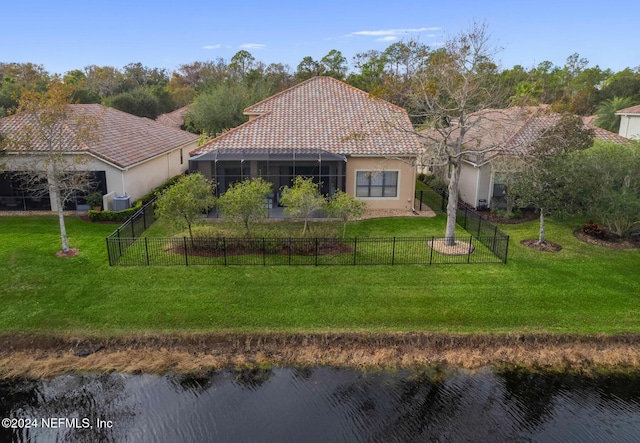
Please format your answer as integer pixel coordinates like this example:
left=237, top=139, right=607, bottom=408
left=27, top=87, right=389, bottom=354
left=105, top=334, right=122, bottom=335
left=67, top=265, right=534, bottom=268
left=1, top=367, right=640, bottom=442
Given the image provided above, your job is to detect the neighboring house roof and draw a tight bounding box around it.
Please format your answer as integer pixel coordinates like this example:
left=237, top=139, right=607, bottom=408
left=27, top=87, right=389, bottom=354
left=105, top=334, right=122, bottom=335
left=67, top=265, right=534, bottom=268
left=0, top=104, right=199, bottom=169
left=156, top=106, right=189, bottom=129
left=615, top=105, right=640, bottom=115
left=421, top=106, right=630, bottom=166
left=191, top=76, right=420, bottom=158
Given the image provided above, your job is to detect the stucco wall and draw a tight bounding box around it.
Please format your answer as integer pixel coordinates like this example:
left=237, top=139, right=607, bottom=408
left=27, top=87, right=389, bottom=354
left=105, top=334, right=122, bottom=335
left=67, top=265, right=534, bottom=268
left=119, top=142, right=194, bottom=202
left=5, top=140, right=195, bottom=211
left=619, top=115, right=640, bottom=140
left=346, top=156, right=416, bottom=210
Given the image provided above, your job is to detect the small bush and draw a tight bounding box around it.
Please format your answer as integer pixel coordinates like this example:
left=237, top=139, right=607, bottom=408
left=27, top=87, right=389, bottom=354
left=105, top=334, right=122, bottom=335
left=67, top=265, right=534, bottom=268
left=419, top=174, right=448, bottom=191
left=582, top=221, right=610, bottom=239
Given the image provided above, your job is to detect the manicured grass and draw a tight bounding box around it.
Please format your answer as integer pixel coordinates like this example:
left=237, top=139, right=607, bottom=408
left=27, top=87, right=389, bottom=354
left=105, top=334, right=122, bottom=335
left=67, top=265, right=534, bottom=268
left=0, top=214, right=639, bottom=335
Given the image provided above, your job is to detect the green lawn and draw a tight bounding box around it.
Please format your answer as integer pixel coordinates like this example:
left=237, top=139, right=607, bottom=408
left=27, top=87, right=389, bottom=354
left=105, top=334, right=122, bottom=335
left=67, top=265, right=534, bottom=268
left=1, top=214, right=639, bottom=335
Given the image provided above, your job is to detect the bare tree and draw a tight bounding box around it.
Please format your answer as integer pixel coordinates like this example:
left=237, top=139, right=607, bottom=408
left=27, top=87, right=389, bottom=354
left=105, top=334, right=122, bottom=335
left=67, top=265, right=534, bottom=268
left=413, top=21, right=505, bottom=244
left=2, top=80, right=99, bottom=254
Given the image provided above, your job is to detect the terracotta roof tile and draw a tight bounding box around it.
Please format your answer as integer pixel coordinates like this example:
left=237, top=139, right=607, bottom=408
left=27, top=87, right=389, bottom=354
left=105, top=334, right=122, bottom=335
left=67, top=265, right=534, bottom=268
left=0, top=104, right=199, bottom=168
left=421, top=106, right=631, bottom=164
left=615, top=105, right=640, bottom=115
left=191, top=77, right=419, bottom=158
left=156, top=106, right=189, bottom=129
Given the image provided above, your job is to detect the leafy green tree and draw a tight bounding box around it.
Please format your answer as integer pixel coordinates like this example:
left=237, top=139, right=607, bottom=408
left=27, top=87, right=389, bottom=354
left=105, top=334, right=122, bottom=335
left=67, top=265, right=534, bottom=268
left=594, top=96, right=636, bottom=132
left=511, top=115, right=594, bottom=244
left=347, top=49, right=387, bottom=93
left=83, top=65, right=122, bottom=97
left=230, top=50, right=256, bottom=82
left=155, top=173, right=216, bottom=241
left=185, top=82, right=248, bottom=134
left=103, top=87, right=161, bottom=118
left=569, top=141, right=640, bottom=237
left=599, top=67, right=640, bottom=103
left=295, top=56, right=324, bottom=81
left=217, top=177, right=272, bottom=237
left=327, top=190, right=367, bottom=237
left=279, top=176, right=326, bottom=236
left=320, top=49, right=348, bottom=80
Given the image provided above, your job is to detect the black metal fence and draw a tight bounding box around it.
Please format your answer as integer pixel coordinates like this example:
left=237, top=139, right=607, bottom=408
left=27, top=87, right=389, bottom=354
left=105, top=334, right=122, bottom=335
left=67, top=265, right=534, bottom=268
left=415, top=189, right=510, bottom=263
left=106, top=199, right=157, bottom=266
left=105, top=190, right=510, bottom=266
left=109, top=235, right=508, bottom=266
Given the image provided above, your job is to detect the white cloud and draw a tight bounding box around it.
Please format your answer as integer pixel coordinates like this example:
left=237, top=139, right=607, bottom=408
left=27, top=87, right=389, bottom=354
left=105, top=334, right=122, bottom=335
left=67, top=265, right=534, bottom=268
left=240, top=43, right=266, bottom=50
left=202, top=44, right=221, bottom=50
left=350, top=27, right=440, bottom=38
left=377, top=36, right=398, bottom=42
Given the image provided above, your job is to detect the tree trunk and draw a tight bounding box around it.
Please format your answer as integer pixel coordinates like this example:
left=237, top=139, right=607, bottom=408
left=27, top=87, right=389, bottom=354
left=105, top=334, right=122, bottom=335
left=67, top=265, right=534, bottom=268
left=538, top=210, right=545, bottom=244
left=48, top=166, right=70, bottom=253
left=444, top=161, right=462, bottom=246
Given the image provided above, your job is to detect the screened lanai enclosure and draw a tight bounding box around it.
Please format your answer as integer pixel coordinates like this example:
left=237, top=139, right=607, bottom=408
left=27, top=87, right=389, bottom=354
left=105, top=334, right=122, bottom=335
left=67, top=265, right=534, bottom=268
left=189, top=148, right=347, bottom=206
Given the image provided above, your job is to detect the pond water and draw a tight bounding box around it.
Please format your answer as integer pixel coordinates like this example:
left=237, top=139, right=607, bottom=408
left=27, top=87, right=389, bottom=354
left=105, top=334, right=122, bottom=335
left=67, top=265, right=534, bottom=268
left=1, top=367, right=640, bottom=442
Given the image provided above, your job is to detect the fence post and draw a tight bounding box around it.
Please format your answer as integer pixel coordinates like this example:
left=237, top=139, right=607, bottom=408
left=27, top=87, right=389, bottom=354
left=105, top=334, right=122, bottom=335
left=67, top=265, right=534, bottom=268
left=315, top=238, right=319, bottom=266
left=223, top=237, right=227, bottom=266
left=263, top=237, right=266, bottom=266
left=143, top=207, right=147, bottom=230
left=183, top=237, right=189, bottom=266
left=106, top=238, right=113, bottom=266
left=145, top=237, right=150, bottom=266
left=131, top=219, right=135, bottom=238
left=419, top=191, right=423, bottom=211
left=464, top=208, right=468, bottom=230
left=117, top=228, right=122, bottom=257
left=504, top=235, right=510, bottom=264
left=288, top=238, right=291, bottom=266
left=392, top=237, right=396, bottom=265
left=429, top=236, right=434, bottom=265
left=467, top=236, right=473, bottom=264
left=353, top=237, right=357, bottom=265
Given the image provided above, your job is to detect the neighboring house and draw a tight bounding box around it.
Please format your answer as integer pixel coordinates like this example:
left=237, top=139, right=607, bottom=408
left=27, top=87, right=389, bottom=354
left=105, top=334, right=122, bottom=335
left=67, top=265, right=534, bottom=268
left=616, top=105, right=640, bottom=139
left=422, top=106, right=630, bottom=210
left=0, top=104, right=199, bottom=211
left=189, top=77, right=420, bottom=210
left=156, top=106, right=189, bottom=129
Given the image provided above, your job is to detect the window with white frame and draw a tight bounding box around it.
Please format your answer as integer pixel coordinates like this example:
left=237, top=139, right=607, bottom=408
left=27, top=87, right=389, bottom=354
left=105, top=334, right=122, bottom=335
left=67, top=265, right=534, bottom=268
left=355, top=170, right=398, bottom=197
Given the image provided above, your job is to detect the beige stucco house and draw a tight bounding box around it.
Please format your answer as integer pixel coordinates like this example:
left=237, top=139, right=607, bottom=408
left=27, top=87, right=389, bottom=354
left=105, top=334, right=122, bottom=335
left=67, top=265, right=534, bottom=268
left=616, top=104, right=640, bottom=139
left=0, top=104, right=199, bottom=211
left=189, top=77, right=420, bottom=211
left=422, top=106, right=630, bottom=210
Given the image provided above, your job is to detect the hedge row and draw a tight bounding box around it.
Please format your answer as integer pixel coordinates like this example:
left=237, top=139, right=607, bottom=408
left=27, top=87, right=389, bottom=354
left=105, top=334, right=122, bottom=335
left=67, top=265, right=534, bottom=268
left=88, top=173, right=185, bottom=222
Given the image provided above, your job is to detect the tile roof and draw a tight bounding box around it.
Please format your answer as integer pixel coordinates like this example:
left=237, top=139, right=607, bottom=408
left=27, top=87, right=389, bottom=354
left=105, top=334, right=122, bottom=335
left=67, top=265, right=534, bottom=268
left=421, top=106, right=630, bottom=165
left=0, top=104, right=199, bottom=168
left=615, top=105, right=640, bottom=115
left=191, top=76, right=420, bottom=158
left=156, top=106, right=189, bottom=129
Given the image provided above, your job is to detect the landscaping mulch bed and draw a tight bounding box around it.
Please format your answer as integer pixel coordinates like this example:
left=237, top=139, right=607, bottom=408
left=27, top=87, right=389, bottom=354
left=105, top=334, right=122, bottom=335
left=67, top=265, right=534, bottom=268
left=427, top=238, right=475, bottom=255
left=480, top=209, right=539, bottom=224
left=520, top=239, right=563, bottom=252
left=166, top=241, right=354, bottom=258
left=573, top=229, right=640, bottom=250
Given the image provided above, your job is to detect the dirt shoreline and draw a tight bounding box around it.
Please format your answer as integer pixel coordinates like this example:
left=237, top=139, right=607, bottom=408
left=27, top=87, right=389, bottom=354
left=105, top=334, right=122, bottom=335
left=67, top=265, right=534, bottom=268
left=2, top=332, right=640, bottom=378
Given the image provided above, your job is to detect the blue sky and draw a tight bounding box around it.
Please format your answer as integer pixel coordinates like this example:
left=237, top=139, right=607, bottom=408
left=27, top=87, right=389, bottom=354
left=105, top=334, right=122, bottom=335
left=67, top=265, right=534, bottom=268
left=3, top=0, right=639, bottom=75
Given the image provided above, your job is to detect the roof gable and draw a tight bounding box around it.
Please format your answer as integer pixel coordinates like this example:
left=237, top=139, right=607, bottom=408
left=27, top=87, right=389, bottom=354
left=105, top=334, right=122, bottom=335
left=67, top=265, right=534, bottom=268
left=191, top=77, right=419, bottom=157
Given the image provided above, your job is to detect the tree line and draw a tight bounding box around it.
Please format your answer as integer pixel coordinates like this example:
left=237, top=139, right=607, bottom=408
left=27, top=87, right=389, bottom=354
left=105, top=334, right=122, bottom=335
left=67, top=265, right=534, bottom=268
left=1, top=41, right=639, bottom=134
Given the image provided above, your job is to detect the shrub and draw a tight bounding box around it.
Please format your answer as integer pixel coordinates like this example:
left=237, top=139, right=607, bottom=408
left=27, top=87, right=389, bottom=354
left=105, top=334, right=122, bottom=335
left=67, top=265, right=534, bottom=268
left=419, top=174, right=448, bottom=191
left=581, top=221, right=610, bottom=239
